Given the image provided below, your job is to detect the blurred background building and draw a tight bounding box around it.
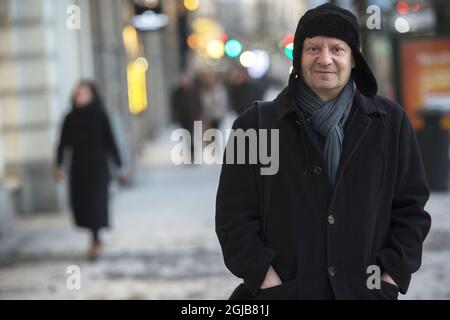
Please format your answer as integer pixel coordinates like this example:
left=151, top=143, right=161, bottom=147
left=0, top=0, right=180, bottom=228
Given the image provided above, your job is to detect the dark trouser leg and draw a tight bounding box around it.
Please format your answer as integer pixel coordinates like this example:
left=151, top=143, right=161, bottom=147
left=91, top=229, right=101, bottom=245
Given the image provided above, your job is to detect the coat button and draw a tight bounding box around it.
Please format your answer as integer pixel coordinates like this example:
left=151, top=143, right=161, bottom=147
left=328, top=214, right=335, bottom=225
left=313, top=166, right=322, bottom=175
left=328, top=266, right=336, bottom=277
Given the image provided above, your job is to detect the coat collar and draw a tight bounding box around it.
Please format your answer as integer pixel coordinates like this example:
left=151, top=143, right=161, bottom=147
left=273, top=86, right=386, bottom=124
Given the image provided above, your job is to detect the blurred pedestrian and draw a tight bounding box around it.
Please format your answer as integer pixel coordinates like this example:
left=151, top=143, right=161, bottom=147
left=54, top=80, right=124, bottom=260
left=216, top=3, right=431, bottom=300
left=200, top=72, right=229, bottom=130
left=171, top=72, right=203, bottom=160
left=227, top=68, right=260, bottom=115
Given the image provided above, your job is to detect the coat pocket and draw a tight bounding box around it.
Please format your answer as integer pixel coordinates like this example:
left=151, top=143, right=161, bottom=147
left=365, top=280, right=399, bottom=300
left=348, top=274, right=399, bottom=300
left=228, top=283, right=255, bottom=300
left=256, top=279, right=297, bottom=300
left=380, top=280, right=399, bottom=300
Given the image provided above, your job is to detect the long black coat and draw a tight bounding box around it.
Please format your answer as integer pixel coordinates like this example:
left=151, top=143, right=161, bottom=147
left=56, top=103, right=122, bottom=230
left=215, top=87, right=432, bottom=299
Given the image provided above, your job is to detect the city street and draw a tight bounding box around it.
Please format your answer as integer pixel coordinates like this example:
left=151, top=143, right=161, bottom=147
left=0, top=124, right=239, bottom=300
left=0, top=125, right=449, bottom=300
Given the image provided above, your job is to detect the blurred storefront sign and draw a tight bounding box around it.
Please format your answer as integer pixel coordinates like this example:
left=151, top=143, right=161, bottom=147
left=399, top=37, right=450, bottom=127
left=133, top=10, right=168, bottom=31
left=123, top=25, right=141, bottom=58
left=133, top=0, right=168, bottom=31
left=127, top=57, right=149, bottom=115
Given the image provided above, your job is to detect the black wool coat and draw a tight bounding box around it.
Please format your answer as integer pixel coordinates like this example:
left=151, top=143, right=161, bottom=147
left=215, top=87, right=432, bottom=299
left=57, top=103, right=122, bottom=231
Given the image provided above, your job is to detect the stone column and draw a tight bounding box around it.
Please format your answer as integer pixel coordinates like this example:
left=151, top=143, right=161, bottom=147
left=0, top=0, right=95, bottom=214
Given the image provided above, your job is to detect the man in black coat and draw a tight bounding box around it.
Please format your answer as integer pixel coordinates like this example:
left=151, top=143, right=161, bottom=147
left=215, top=3, right=432, bottom=300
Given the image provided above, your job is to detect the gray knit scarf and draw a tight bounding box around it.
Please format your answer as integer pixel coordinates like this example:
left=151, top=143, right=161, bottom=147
left=294, top=75, right=355, bottom=186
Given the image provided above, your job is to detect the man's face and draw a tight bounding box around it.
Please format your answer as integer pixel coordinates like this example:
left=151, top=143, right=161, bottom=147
left=300, top=36, right=355, bottom=101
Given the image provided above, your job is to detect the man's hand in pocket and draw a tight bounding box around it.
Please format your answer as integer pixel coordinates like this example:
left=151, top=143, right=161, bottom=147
left=260, top=265, right=282, bottom=289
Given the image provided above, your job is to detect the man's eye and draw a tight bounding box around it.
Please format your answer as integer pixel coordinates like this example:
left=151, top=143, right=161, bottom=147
left=333, top=47, right=344, bottom=53
left=306, top=47, right=318, bottom=53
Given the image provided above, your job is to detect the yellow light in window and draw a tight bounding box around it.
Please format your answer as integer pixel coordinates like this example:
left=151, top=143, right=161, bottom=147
left=206, top=39, right=224, bottom=59
left=184, top=0, right=199, bottom=11
left=122, top=25, right=139, bottom=58
left=187, top=33, right=200, bottom=49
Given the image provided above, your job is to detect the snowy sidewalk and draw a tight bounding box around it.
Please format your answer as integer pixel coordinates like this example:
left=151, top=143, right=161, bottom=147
left=0, top=125, right=239, bottom=299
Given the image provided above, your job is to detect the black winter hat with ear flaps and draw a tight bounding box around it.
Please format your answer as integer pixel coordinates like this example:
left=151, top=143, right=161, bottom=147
left=291, top=3, right=378, bottom=97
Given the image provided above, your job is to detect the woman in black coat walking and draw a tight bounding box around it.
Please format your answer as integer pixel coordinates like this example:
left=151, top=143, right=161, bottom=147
left=54, top=80, right=124, bottom=260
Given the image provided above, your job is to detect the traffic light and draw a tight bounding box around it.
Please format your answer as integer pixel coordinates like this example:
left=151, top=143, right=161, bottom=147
left=225, top=39, right=243, bottom=58
left=281, top=34, right=294, bottom=60
left=284, top=43, right=293, bottom=60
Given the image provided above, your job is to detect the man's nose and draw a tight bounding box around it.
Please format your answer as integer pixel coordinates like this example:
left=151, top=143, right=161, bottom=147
left=317, top=48, right=332, bottom=66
